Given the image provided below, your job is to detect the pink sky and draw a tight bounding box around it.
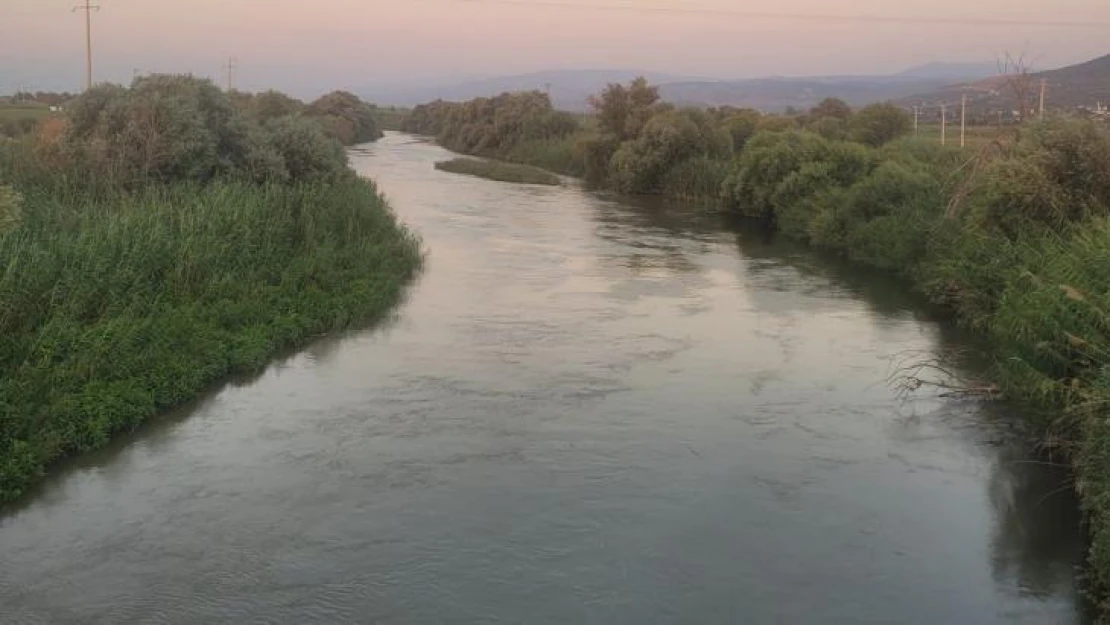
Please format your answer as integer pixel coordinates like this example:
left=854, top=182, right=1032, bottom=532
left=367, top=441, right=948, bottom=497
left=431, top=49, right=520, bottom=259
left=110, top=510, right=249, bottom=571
left=2, top=0, right=1108, bottom=96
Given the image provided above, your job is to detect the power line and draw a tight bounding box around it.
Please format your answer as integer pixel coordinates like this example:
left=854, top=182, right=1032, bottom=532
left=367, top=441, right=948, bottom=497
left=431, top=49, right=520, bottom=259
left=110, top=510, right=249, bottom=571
left=447, top=0, right=1110, bottom=29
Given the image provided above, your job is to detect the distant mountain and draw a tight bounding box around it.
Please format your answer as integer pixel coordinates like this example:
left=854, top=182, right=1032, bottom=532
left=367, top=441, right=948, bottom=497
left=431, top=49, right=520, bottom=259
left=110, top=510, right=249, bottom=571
left=361, top=70, right=710, bottom=111
left=657, top=76, right=955, bottom=112
left=895, top=62, right=998, bottom=80
left=898, top=54, right=1110, bottom=117
left=361, top=61, right=1007, bottom=113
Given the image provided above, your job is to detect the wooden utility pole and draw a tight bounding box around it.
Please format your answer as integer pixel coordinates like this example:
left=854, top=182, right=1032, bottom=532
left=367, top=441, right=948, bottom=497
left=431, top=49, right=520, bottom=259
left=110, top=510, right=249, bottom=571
left=73, top=1, right=99, bottom=91
left=913, top=105, right=920, bottom=136
left=960, top=94, right=967, bottom=148
left=941, top=103, right=947, bottom=146
left=1039, top=78, right=1047, bottom=121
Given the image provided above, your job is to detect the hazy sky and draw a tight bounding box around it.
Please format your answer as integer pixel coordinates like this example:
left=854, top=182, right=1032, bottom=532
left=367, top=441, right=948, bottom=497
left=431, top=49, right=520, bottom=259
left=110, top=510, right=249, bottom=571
left=2, top=0, right=1108, bottom=96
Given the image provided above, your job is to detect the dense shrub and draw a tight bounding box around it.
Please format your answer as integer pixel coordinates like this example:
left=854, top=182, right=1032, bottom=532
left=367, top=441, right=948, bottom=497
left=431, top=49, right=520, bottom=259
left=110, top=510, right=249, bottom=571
left=308, top=90, right=383, bottom=145
left=608, top=109, right=726, bottom=194
left=851, top=102, right=912, bottom=147
left=41, top=75, right=351, bottom=187
left=404, top=91, right=577, bottom=162
left=723, top=130, right=839, bottom=218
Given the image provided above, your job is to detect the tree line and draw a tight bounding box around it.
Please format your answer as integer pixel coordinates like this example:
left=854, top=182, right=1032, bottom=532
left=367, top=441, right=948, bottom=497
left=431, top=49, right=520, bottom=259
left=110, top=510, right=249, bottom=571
left=400, top=78, right=1110, bottom=607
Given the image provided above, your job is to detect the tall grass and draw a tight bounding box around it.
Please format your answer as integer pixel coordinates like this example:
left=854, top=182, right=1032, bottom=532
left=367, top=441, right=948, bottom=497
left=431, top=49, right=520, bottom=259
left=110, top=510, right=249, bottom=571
left=0, top=178, right=421, bottom=502
left=503, top=135, right=586, bottom=178
left=435, top=157, right=560, bottom=186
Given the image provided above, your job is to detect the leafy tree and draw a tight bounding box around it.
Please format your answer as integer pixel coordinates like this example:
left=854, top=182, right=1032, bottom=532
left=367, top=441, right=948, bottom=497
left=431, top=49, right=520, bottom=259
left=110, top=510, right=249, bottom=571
left=401, top=91, right=577, bottom=160
left=851, top=102, right=911, bottom=147
left=722, top=109, right=761, bottom=154
left=55, top=74, right=347, bottom=185
left=309, top=90, right=382, bottom=145
left=608, top=109, right=729, bottom=194
left=588, top=77, right=661, bottom=141
left=251, top=90, right=306, bottom=122
left=810, top=97, right=853, bottom=120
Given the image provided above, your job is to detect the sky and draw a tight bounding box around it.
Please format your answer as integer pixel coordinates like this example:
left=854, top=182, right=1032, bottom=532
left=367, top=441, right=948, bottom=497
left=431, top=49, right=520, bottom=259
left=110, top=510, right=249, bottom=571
left=2, top=0, right=1109, bottom=97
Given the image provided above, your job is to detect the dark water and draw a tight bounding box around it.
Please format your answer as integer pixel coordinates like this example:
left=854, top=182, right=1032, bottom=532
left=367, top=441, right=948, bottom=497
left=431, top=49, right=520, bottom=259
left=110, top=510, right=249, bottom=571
left=0, top=133, right=1091, bottom=624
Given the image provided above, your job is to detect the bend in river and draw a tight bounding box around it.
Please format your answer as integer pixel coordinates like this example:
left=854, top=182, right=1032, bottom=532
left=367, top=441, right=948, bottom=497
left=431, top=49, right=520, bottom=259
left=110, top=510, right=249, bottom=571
left=0, top=132, right=1092, bottom=624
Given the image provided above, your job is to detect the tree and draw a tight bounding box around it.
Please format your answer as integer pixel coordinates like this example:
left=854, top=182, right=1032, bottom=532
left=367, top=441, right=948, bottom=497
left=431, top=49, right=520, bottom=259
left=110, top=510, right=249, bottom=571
left=851, top=103, right=911, bottom=147
left=723, top=109, right=761, bottom=154
left=810, top=97, right=853, bottom=121
left=251, top=90, right=305, bottom=122
left=607, top=109, right=715, bottom=194
left=309, top=91, right=382, bottom=145
left=56, top=75, right=348, bottom=185
left=998, top=52, right=1036, bottom=124
left=588, top=77, right=660, bottom=141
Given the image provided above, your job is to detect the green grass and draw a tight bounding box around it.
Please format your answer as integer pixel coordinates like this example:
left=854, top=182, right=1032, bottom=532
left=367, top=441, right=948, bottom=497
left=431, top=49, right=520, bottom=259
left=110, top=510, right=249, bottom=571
left=0, top=104, right=53, bottom=138
left=435, top=157, right=561, bottom=186
left=0, top=177, right=422, bottom=503
left=911, top=123, right=1006, bottom=150
left=0, top=104, right=52, bottom=122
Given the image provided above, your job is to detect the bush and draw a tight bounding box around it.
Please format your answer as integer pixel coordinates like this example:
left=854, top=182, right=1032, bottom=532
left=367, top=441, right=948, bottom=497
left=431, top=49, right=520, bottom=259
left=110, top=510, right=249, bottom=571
left=265, top=115, right=348, bottom=182
left=660, top=156, right=732, bottom=204
left=309, top=90, right=383, bottom=145
left=40, top=75, right=349, bottom=188
left=851, top=102, right=911, bottom=147
left=404, top=91, right=578, bottom=162
left=724, top=130, right=839, bottom=218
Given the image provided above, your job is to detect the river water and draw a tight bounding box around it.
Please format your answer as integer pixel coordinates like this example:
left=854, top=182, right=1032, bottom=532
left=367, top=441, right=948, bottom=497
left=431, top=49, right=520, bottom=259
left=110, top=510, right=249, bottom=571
left=0, top=133, right=1091, bottom=624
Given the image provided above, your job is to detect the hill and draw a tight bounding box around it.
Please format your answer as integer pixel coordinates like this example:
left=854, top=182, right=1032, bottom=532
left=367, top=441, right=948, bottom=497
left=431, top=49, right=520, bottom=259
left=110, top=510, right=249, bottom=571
left=658, top=76, right=957, bottom=111
left=362, top=64, right=997, bottom=113
left=898, top=54, right=1110, bottom=119
left=361, top=70, right=710, bottom=111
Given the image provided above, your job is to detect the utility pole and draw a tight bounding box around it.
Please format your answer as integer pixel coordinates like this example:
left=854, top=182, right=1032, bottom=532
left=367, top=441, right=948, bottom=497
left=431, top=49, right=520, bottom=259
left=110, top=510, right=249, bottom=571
left=73, top=1, right=99, bottom=91
left=1039, top=78, right=1047, bottom=121
left=913, top=105, right=920, bottom=137
left=225, top=57, right=238, bottom=92
left=941, top=103, right=947, bottom=146
left=960, top=94, right=967, bottom=149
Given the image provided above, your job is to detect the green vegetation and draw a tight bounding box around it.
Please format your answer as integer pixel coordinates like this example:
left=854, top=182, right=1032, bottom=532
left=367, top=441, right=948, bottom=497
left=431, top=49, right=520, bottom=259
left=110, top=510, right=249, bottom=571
left=403, top=91, right=580, bottom=171
left=0, top=104, right=53, bottom=139
left=375, top=106, right=411, bottom=132
left=228, top=88, right=383, bottom=146
left=0, top=75, right=420, bottom=503
left=400, top=81, right=1110, bottom=614
left=435, top=157, right=560, bottom=185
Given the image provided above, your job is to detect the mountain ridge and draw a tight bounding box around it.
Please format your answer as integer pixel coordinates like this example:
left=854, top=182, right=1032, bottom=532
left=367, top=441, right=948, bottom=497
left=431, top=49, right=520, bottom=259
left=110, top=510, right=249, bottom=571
left=361, top=63, right=999, bottom=112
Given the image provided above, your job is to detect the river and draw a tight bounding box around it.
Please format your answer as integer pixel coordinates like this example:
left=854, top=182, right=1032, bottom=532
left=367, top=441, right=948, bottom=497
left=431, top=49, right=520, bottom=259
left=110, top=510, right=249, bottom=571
left=0, top=132, right=1092, bottom=624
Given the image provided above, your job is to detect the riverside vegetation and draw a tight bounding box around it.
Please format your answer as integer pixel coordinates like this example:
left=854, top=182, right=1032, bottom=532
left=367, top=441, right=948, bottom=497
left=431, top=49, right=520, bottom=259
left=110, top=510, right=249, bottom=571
left=404, top=79, right=1110, bottom=615
left=435, top=157, right=561, bottom=185
left=0, top=75, right=421, bottom=503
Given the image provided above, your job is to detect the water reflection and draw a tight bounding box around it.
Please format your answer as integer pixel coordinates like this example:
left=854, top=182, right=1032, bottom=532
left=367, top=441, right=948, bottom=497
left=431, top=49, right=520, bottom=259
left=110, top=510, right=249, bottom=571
left=988, top=438, right=1087, bottom=598
left=592, top=187, right=1090, bottom=620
